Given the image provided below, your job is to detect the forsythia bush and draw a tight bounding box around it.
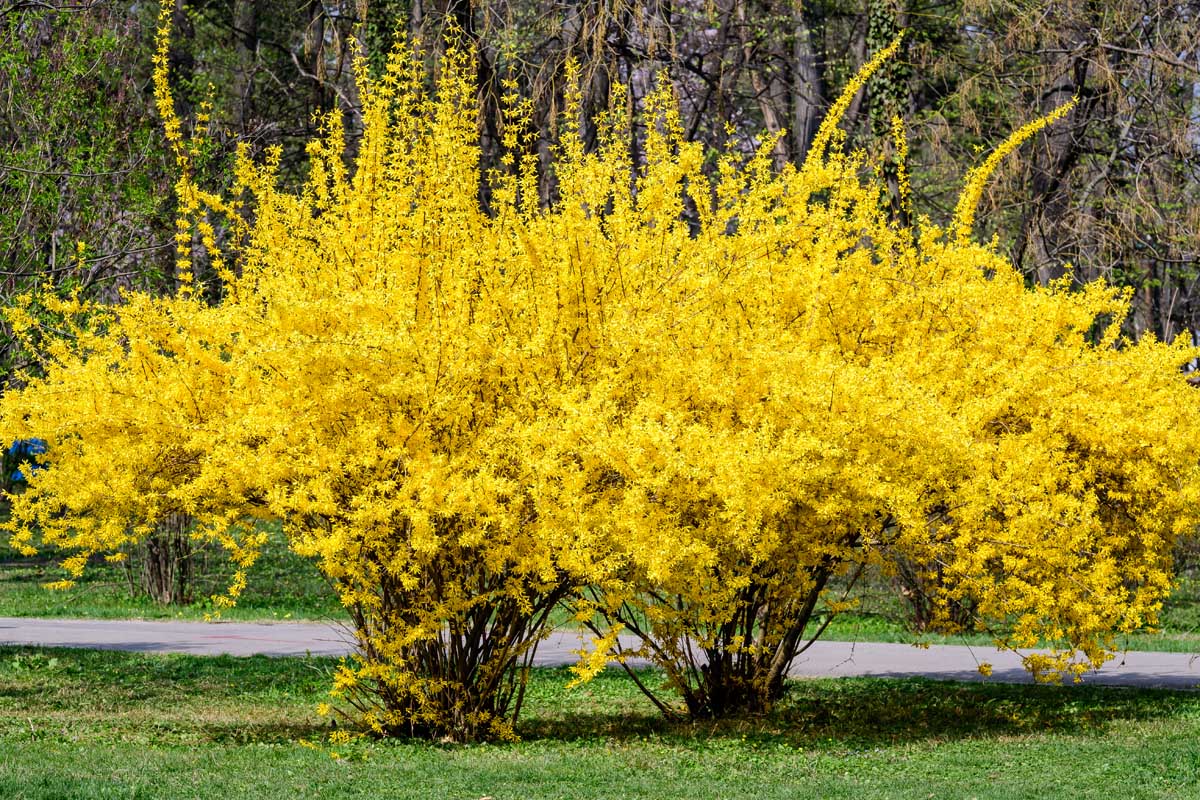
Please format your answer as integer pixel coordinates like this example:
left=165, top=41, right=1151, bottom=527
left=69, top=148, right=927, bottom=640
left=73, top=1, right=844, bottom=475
left=4, top=5, right=1200, bottom=737
left=557, top=60, right=1200, bottom=715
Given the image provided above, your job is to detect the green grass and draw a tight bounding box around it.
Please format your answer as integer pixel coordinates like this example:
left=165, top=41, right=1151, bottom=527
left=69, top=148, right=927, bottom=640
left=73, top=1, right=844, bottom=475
left=815, top=580, right=1200, bottom=654
left=0, top=531, right=344, bottom=622
left=814, top=568, right=1200, bottom=654
left=0, top=646, right=1198, bottom=799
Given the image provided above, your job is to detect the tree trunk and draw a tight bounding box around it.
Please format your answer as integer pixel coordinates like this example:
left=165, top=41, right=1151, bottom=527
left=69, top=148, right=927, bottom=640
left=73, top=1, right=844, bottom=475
left=790, top=6, right=826, bottom=163
left=132, top=512, right=194, bottom=605
left=232, top=0, right=263, bottom=134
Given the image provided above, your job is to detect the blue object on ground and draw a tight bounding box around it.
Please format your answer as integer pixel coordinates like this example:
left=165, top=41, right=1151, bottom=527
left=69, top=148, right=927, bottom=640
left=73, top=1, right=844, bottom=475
left=9, top=438, right=46, bottom=482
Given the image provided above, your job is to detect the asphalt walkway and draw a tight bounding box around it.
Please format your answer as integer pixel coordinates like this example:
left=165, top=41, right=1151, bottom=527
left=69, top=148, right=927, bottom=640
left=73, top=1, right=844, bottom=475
left=1, top=616, right=1197, bottom=690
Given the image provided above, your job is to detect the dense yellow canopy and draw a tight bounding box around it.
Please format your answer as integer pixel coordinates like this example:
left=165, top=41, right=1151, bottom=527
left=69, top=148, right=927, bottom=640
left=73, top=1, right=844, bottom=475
left=4, top=8, right=1198, bottom=737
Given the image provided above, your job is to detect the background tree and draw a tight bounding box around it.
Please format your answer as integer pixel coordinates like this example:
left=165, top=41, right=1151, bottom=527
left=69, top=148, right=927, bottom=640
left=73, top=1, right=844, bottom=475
left=7, top=2, right=1196, bottom=340
left=0, top=4, right=175, bottom=362
left=907, top=0, right=1200, bottom=336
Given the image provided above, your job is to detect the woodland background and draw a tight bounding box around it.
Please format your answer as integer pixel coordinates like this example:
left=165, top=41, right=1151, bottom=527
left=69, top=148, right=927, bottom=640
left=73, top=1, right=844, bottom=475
left=2, top=0, right=1199, bottom=380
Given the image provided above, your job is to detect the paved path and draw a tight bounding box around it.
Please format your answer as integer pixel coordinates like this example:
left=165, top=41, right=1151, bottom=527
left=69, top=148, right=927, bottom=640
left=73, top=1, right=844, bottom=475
left=1, top=616, right=1197, bottom=690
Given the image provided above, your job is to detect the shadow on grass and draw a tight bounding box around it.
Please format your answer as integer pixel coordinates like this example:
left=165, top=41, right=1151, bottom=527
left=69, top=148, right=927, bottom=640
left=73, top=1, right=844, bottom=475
left=5, top=647, right=1198, bottom=750
left=0, top=646, right=335, bottom=747
left=185, top=720, right=332, bottom=745
left=0, top=646, right=333, bottom=699
left=518, top=665, right=1200, bottom=749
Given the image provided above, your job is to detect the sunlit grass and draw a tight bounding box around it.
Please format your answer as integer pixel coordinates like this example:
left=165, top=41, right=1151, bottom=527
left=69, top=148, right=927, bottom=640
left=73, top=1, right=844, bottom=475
left=1, top=647, right=1198, bottom=799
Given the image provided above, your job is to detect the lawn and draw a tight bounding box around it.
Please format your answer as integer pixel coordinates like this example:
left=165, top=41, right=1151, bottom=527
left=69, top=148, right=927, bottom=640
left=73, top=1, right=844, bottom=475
left=0, top=530, right=343, bottom=623
left=0, top=646, right=1197, bottom=799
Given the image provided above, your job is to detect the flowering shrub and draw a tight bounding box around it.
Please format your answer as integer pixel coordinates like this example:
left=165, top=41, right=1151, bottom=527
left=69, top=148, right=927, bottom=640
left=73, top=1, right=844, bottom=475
left=553, top=56, right=1200, bottom=716
left=4, top=4, right=1199, bottom=737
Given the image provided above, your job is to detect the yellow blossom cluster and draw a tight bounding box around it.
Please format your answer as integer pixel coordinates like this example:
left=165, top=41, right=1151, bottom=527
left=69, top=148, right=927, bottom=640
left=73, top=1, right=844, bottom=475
left=3, top=6, right=1199, bottom=736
